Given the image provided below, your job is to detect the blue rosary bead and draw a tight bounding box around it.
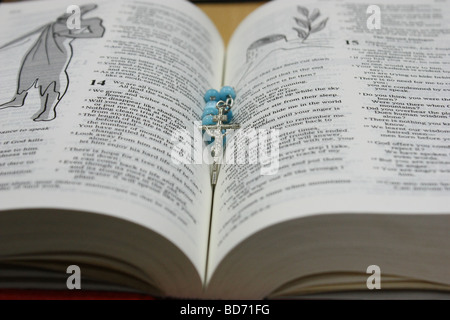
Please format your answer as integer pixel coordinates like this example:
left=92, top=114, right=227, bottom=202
left=202, top=101, right=219, bottom=118
left=202, top=114, right=215, bottom=126
left=224, top=109, right=233, bottom=124
left=201, top=86, right=236, bottom=147
left=205, top=134, right=214, bottom=144
left=204, top=89, right=219, bottom=102
left=222, top=129, right=227, bottom=145
left=202, top=107, right=232, bottom=124
left=219, top=86, right=236, bottom=101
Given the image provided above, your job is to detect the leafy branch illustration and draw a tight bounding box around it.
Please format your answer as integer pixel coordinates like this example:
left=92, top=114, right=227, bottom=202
left=238, top=6, right=332, bottom=87
left=293, top=6, right=328, bottom=42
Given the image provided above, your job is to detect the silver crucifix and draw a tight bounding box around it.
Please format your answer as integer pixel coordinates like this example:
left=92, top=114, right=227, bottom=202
left=200, top=99, right=240, bottom=186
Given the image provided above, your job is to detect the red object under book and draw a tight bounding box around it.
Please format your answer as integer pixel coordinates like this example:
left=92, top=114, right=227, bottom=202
left=0, top=289, right=155, bottom=300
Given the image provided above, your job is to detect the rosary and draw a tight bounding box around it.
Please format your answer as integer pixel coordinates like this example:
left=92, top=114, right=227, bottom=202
left=200, top=86, right=240, bottom=186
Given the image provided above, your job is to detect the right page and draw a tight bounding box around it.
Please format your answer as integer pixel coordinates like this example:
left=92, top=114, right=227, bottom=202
left=208, top=0, right=450, bottom=279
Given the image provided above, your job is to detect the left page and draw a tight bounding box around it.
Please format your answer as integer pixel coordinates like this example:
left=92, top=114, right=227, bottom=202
left=0, top=0, right=223, bottom=281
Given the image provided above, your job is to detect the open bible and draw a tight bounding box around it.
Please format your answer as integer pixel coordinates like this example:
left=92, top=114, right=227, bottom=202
left=0, top=0, right=449, bottom=299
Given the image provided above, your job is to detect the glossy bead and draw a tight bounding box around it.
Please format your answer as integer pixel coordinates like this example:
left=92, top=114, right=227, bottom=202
left=204, top=132, right=214, bottom=144
left=204, top=89, right=219, bottom=102
left=202, top=101, right=219, bottom=118
left=219, top=86, right=236, bottom=101
left=224, top=110, right=233, bottom=124
left=202, top=114, right=215, bottom=126
left=222, top=129, right=226, bottom=145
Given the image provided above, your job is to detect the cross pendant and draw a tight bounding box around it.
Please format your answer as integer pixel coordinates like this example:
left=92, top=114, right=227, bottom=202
left=200, top=103, right=240, bottom=185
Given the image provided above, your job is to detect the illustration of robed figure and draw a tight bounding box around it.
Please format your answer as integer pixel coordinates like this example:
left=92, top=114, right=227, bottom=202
left=0, top=4, right=105, bottom=121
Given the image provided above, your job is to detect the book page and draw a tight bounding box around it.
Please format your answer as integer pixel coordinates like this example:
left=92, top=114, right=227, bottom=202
left=208, top=0, right=450, bottom=276
left=0, top=0, right=223, bottom=277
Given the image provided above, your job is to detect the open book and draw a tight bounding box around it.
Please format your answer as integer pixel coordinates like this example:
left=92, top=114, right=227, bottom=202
left=0, top=0, right=449, bottom=299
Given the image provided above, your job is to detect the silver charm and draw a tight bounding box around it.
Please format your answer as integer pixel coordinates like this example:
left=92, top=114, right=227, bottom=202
left=200, top=98, right=240, bottom=186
